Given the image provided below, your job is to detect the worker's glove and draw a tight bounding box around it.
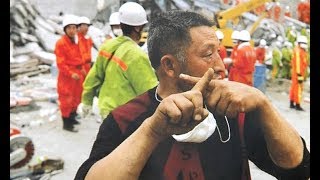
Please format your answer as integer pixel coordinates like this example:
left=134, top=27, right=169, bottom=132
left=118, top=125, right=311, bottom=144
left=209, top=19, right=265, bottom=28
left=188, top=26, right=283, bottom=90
left=77, top=103, right=92, bottom=118
left=297, top=75, right=304, bottom=83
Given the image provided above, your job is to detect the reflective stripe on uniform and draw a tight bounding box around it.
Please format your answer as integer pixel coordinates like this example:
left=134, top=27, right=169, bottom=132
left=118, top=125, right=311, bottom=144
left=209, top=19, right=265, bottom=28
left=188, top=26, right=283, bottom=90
left=99, top=50, right=128, bottom=71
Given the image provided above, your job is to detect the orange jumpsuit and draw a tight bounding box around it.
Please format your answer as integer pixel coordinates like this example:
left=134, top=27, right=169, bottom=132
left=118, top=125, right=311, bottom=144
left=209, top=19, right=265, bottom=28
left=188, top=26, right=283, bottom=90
left=54, top=35, right=86, bottom=118
left=289, top=46, right=308, bottom=105
left=255, top=47, right=266, bottom=64
left=232, top=42, right=256, bottom=86
left=219, top=44, right=227, bottom=79
left=228, top=45, right=239, bottom=81
left=78, top=33, right=93, bottom=73
left=297, top=1, right=310, bottom=24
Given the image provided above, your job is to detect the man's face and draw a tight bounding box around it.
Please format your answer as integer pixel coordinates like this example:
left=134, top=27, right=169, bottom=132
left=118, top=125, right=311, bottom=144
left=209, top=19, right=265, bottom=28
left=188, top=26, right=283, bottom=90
left=178, top=26, right=225, bottom=91
left=78, top=24, right=89, bottom=35
left=65, top=24, right=77, bottom=38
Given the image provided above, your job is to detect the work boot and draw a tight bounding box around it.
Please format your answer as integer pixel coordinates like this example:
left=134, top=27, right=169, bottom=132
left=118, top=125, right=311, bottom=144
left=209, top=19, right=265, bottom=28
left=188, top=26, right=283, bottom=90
left=70, top=112, right=81, bottom=125
left=290, top=101, right=295, bottom=109
left=295, top=104, right=304, bottom=111
left=62, top=117, right=79, bottom=132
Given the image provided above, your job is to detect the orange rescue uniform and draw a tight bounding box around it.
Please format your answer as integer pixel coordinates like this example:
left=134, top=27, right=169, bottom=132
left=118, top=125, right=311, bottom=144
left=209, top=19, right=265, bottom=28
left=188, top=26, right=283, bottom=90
left=232, top=42, right=256, bottom=86
left=78, top=33, right=93, bottom=73
left=54, top=35, right=86, bottom=118
left=228, top=44, right=239, bottom=81
left=297, top=1, right=310, bottom=24
left=289, top=46, right=308, bottom=105
left=255, top=47, right=266, bottom=64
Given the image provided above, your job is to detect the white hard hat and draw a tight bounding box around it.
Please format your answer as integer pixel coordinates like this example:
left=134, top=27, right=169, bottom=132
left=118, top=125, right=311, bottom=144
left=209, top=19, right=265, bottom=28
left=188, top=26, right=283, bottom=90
left=285, top=6, right=290, bottom=10
left=78, top=16, right=91, bottom=25
left=231, top=30, right=240, bottom=40
left=109, top=12, right=120, bottom=25
left=277, top=36, right=284, bottom=43
left=215, top=30, right=224, bottom=40
left=275, top=41, right=282, bottom=48
left=239, top=30, right=251, bottom=41
left=62, top=15, right=79, bottom=28
left=119, top=2, right=148, bottom=26
left=297, top=35, right=308, bottom=44
left=259, top=39, right=267, bottom=47
left=284, top=41, right=292, bottom=48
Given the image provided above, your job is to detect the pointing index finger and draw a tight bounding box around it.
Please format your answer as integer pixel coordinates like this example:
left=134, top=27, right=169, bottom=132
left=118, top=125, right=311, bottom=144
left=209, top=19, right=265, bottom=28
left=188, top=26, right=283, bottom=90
left=191, top=68, right=214, bottom=94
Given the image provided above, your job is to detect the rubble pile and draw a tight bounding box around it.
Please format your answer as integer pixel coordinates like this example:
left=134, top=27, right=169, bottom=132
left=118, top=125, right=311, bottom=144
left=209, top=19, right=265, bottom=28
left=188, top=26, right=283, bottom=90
left=10, top=0, right=63, bottom=79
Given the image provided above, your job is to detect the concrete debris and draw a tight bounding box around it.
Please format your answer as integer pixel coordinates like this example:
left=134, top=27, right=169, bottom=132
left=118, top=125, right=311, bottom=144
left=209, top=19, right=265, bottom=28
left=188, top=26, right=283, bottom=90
left=31, top=51, right=56, bottom=65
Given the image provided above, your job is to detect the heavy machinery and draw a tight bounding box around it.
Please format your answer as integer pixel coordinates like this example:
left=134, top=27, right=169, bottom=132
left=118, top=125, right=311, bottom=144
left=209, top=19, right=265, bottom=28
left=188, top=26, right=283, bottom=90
left=214, top=0, right=276, bottom=48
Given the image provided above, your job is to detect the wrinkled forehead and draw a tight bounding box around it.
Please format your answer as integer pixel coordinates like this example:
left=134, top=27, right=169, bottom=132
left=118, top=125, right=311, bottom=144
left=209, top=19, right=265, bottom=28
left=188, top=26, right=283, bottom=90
left=189, top=26, right=219, bottom=49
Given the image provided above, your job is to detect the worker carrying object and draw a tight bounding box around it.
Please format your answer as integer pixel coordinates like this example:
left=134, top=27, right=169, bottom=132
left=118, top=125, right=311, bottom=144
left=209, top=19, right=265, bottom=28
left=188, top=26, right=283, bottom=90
left=289, top=35, right=308, bottom=111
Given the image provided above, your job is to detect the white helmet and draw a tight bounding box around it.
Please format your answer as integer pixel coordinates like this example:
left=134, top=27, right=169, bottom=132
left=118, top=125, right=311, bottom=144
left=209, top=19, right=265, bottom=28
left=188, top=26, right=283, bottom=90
left=275, top=41, right=282, bottom=48
left=297, top=35, right=308, bottom=44
left=62, top=14, right=78, bottom=28
left=215, top=30, right=224, bottom=40
left=284, top=41, right=292, bottom=48
left=285, top=6, right=290, bottom=11
left=78, top=16, right=91, bottom=25
left=119, top=2, right=148, bottom=26
left=277, top=36, right=284, bottom=43
left=231, top=30, right=240, bottom=40
left=259, top=39, right=267, bottom=47
left=109, top=12, right=120, bottom=25
left=239, top=30, right=251, bottom=41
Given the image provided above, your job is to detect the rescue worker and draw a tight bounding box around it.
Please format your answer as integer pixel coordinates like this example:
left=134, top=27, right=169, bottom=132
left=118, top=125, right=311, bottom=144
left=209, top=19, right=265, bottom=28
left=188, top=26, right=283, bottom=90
left=271, top=40, right=283, bottom=79
left=105, top=12, right=122, bottom=40
left=297, top=0, right=310, bottom=24
left=228, top=30, right=240, bottom=81
left=290, top=35, right=308, bottom=111
left=231, top=30, right=256, bottom=86
left=253, top=39, right=267, bottom=92
left=215, top=30, right=227, bottom=78
left=286, top=26, right=297, bottom=46
left=54, top=15, right=86, bottom=132
left=80, top=2, right=158, bottom=120
left=77, top=16, right=94, bottom=74
left=284, top=5, right=291, bottom=17
left=281, top=41, right=293, bottom=79
left=255, top=39, right=267, bottom=64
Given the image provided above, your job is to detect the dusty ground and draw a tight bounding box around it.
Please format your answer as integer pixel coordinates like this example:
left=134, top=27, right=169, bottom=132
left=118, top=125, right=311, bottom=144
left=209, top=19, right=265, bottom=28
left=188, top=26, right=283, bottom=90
left=10, top=72, right=310, bottom=180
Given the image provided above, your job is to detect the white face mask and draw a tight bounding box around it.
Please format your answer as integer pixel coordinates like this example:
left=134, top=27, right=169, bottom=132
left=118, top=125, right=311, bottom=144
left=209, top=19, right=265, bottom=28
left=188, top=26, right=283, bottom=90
left=172, top=112, right=217, bottom=143
left=112, top=28, right=123, bottom=37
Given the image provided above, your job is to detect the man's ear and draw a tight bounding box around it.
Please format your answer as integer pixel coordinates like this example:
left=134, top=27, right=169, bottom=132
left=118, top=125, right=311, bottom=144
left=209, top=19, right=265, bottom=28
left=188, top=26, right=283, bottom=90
left=160, top=54, right=180, bottom=78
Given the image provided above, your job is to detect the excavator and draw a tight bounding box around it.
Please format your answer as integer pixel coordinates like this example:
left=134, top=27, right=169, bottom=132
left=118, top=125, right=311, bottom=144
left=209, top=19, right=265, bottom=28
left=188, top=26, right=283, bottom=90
left=214, top=0, right=276, bottom=48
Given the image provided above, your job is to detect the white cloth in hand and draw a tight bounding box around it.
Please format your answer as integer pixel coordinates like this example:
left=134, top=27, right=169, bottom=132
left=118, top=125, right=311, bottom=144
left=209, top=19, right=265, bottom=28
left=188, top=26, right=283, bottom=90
left=77, top=103, right=92, bottom=118
left=172, top=112, right=216, bottom=143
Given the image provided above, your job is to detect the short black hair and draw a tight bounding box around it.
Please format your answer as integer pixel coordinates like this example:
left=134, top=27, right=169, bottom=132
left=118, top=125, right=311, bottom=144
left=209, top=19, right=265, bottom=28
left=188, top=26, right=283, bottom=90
left=147, top=10, right=215, bottom=69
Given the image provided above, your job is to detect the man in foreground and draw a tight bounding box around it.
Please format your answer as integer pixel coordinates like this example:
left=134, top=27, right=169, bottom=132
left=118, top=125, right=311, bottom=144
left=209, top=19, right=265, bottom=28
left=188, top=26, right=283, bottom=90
left=75, top=11, right=310, bottom=180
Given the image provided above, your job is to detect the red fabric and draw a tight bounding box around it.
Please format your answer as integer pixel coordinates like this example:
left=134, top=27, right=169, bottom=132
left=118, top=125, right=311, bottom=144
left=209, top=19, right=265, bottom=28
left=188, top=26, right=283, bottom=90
left=219, top=44, right=228, bottom=78
left=228, top=45, right=239, bottom=81
left=297, top=2, right=310, bottom=24
left=273, top=5, right=282, bottom=22
left=289, top=47, right=308, bottom=104
left=255, top=47, right=266, bottom=64
left=54, top=35, right=86, bottom=117
left=232, top=44, right=256, bottom=86
left=164, top=142, right=204, bottom=180
left=78, top=33, right=93, bottom=73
